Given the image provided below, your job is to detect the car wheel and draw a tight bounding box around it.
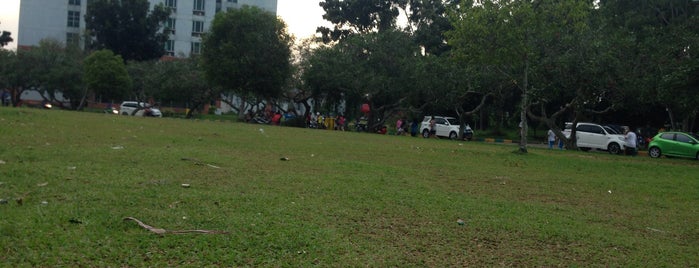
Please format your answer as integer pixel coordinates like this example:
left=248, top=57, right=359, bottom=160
left=121, top=112, right=128, bottom=115
left=422, top=129, right=430, bottom=138
left=449, top=131, right=458, bottom=140
left=608, top=143, right=621, bottom=154
left=649, top=147, right=661, bottom=158
left=465, top=134, right=473, bottom=141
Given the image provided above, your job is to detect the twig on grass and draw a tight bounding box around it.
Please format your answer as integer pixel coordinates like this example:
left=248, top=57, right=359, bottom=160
left=123, top=217, right=229, bottom=235
left=180, top=157, right=221, bottom=169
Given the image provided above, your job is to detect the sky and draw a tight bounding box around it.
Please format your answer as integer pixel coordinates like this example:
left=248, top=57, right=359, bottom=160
left=0, top=0, right=331, bottom=50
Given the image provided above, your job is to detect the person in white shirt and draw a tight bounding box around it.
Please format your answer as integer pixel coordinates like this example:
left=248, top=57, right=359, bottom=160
left=624, top=127, right=638, bottom=156
left=547, top=129, right=556, bottom=149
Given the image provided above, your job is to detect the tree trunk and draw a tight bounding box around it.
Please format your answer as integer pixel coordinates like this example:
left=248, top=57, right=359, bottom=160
left=76, top=86, right=90, bottom=111
left=518, top=61, right=529, bottom=153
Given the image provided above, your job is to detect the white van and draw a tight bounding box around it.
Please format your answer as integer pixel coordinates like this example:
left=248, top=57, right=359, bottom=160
left=563, top=122, right=626, bottom=154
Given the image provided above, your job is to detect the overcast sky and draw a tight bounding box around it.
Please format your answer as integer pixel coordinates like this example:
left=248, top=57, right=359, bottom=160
left=0, top=0, right=332, bottom=50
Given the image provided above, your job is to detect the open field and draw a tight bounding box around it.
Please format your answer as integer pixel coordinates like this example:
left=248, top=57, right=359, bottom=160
left=0, top=107, right=697, bottom=267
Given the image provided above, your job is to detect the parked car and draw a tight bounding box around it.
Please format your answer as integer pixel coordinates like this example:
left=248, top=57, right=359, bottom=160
left=420, top=116, right=474, bottom=140
left=119, top=101, right=162, bottom=117
left=562, top=122, right=626, bottom=154
left=647, top=132, right=699, bottom=160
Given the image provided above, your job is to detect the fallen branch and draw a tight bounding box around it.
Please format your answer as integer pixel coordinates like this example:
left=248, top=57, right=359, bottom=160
left=123, top=217, right=229, bottom=235
left=181, top=157, right=221, bottom=169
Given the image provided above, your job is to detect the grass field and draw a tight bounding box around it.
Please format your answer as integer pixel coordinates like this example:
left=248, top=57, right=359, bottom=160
left=0, top=107, right=697, bottom=267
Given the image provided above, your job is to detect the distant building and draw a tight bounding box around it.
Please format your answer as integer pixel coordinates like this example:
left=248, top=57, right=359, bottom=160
left=18, top=0, right=277, bottom=57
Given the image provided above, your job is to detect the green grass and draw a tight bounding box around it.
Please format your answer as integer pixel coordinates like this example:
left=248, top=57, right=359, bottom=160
left=0, top=107, right=697, bottom=267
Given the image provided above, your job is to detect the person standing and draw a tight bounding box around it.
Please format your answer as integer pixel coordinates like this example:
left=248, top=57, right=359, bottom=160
left=410, top=119, right=419, bottom=137
left=429, top=116, right=437, bottom=138
left=395, top=118, right=404, bottom=135
left=1, top=90, right=10, bottom=106
left=624, top=126, right=638, bottom=156
left=547, top=129, right=556, bottom=149
left=271, top=111, right=282, bottom=126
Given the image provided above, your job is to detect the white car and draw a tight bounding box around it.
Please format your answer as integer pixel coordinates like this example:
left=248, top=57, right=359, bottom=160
left=563, top=122, right=626, bottom=154
left=420, top=116, right=473, bottom=140
left=119, top=101, right=162, bottom=117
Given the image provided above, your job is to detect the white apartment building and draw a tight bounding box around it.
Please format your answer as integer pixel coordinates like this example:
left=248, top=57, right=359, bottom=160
left=18, top=0, right=278, bottom=57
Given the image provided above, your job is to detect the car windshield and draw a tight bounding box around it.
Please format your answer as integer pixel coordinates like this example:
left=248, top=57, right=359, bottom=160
left=447, top=118, right=458, bottom=125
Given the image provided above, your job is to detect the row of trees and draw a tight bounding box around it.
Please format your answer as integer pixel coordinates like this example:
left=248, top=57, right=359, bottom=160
left=307, top=0, right=698, bottom=151
left=1, top=0, right=698, bottom=152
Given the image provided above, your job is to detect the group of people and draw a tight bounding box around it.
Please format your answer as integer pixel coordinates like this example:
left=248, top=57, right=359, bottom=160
left=378, top=118, right=420, bottom=136
left=546, top=129, right=566, bottom=150
left=244, top=109, right=295, bottom=125
left=307, top=112, right=346, bottom=131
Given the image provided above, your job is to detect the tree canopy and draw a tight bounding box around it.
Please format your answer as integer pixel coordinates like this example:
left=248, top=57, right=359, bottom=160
left=0, top=22, right=12, bottom=47
left=201, top=5, right=293, bottom=113
left=85, top=0, right=170, bottom=61
left=318, top=0, right=407, bottom=42
left=84, top=50, right=131, bottom=101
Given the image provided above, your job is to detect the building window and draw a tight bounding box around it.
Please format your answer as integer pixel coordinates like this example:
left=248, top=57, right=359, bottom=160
left=165, top=18, right=176, bottom=34
left=165, top=40, right=174, bottom=56
left=69, top=0, right=81, bottom=5
left=67, top=11, right=80, bottom=28
left=228, top=0, right=237, bottom=3
left=192, top=21, right=204, bottom=36
left=193, top=0, right=205, bottom=15
left=165, top=0, right=177, bottom=11
left=66, top=32, right=80, bottom=47
left=191, top=42, right=201, bottom=55
left=165, top=0, right=177, bottom=8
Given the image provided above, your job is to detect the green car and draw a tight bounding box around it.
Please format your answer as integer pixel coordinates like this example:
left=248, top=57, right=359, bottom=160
left=648, top=132, right=699, bottom=160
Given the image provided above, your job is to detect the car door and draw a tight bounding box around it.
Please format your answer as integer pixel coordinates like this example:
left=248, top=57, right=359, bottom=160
left=673, top=133, right=697, bottom=157
left=576, top=124, right=598, bottom=149
left=589, top=125, right=608, bottom=149
left=435, top=117, right=449, bottom=137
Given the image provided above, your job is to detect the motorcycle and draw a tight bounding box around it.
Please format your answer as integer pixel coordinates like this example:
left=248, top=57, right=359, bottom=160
left=104, top=107, right=119, bottom=114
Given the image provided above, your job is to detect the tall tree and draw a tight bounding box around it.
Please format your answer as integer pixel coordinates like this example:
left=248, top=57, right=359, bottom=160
left=201, top=6, right=293, bottom=117
left=144, top=57, right=213, bottom=118
left=85, top=0, right=170, bottom=61
left=318, top=0, right=408, bottom=42
left=84, top=49, right=132, bottom=102
left=448, top=0, right=606, bottom=152
left=304, top=30, right=422, bottom=130
left=599, top=0, right=699, bottom=131
left=22, top=39, right=85, bottom=109
left=406, top=0, right=456, bottom=55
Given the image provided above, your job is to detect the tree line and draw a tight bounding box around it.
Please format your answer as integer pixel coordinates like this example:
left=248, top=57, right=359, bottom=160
left=0, top=0, right=697, bottom=151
